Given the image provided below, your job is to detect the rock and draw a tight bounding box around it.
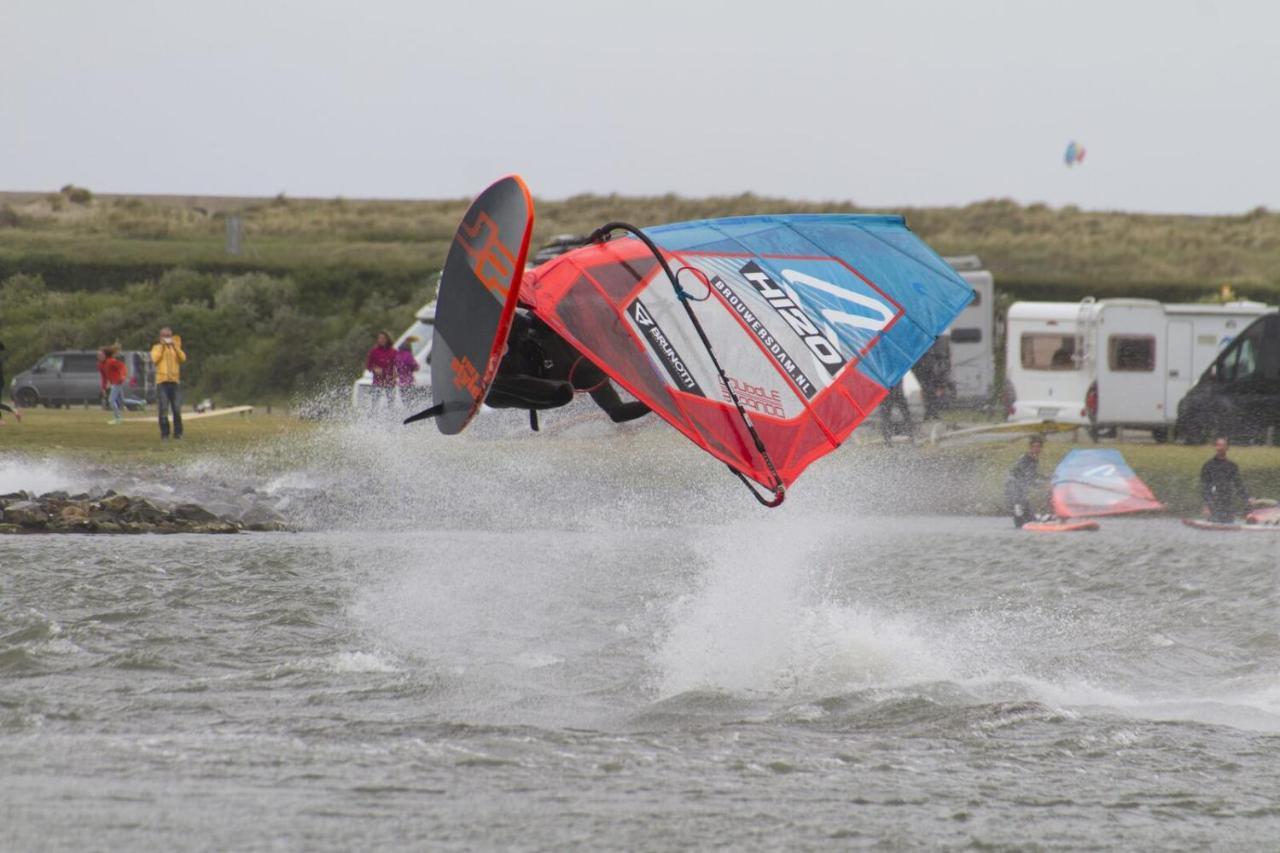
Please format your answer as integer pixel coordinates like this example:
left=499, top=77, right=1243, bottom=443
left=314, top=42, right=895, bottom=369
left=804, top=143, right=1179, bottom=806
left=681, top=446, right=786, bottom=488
left=0, top=491, right=31, bottom=502
left=189, top=521, right=238, bottom=534
left=98, top=494, right=131, bottom=512
left=38, top=490, right=70, bottom=502
left=60, top=505, right=88, bottom=522
left=3, top=501, right=49, bottom=527
left=94, top=521, right=123, bottom=534
left=238, top=505, right=288, bottom=530
left=173, top=503, right=220, bottom=524
left=0, top=523, right=25, bottom=534
left=123, top=499, right=168, bottom=524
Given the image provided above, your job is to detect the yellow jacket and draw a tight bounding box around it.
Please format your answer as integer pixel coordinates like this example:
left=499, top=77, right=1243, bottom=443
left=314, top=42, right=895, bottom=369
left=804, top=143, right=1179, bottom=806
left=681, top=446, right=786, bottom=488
left=150, top=335, right=186, bottom=383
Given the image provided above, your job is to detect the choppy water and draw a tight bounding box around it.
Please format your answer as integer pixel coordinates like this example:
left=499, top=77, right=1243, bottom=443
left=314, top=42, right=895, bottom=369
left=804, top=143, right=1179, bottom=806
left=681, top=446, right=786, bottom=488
left=3, top=415, right=1279, bottom=850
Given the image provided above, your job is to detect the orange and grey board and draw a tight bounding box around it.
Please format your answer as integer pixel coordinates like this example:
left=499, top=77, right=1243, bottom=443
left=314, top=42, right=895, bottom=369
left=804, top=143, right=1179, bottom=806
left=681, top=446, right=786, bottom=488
left=430, top=175, right=535, bottom=435
left=1022, top=519, right=1101, bottom=533
left=1182, top=518, right=1280, bottom=532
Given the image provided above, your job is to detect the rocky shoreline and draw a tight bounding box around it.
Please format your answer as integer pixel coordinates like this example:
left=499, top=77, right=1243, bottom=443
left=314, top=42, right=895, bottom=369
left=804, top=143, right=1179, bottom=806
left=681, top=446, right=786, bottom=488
left=0, top=490, right=289, bottom=535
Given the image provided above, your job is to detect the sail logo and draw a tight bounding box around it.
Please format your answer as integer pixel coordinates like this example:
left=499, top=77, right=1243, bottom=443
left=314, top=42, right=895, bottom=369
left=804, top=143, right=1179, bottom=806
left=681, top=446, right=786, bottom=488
left=709, top=273, right=818, bottom=398
left=626, top=298, right=705, bottom=397
left=740, top=261, right=847, bottom=376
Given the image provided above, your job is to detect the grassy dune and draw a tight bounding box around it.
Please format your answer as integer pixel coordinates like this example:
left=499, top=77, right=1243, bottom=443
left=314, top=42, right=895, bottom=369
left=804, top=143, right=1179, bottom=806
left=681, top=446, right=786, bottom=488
left=4, top=190, right=1280, bottom=301
left=0, top=406, right=314, bottom=465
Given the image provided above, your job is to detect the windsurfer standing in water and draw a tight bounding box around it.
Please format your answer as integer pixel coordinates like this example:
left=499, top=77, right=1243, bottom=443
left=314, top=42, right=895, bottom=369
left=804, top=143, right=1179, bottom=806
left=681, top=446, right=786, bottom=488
left=485, top=309, right=651, bottom=423
left=1200, top=437, right=1252, bottom=523
left=1005, top=434, right=1047, bottom=528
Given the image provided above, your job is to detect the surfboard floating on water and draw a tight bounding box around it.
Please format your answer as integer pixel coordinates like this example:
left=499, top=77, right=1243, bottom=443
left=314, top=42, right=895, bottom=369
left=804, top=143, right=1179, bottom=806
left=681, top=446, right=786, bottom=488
left=1182, top=516, right=1280, bottom=533
left=414, top=175, right=975, bottom=507
left=1023, top=519, right=1100, bottom=533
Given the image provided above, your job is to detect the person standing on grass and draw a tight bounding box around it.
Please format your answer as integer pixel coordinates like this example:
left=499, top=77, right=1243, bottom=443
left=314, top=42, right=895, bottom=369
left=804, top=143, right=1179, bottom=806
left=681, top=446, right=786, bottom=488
left=394, top=338, right=420, bottom=407
left=150, top=327, right=186, bottom=440
left=365, top=331, right=397, bottom=412
left=98, top=345, right=128, bottom=425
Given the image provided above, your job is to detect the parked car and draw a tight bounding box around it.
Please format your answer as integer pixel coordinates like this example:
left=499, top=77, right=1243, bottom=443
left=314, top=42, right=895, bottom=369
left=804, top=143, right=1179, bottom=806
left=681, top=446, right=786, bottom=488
left=1175, top=311, right=1280, bottom=444
left=10, top=349, right=156, bottom=408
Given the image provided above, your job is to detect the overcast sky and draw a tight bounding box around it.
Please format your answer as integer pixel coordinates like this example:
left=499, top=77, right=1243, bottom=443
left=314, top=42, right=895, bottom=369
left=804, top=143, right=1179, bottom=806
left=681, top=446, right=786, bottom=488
left=3, top=0, right=1276, bottom=213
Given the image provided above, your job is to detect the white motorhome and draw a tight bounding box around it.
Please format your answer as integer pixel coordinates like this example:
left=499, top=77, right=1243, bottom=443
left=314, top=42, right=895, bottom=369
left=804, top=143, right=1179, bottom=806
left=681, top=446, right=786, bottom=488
left=1080, top=298, right=1271, bottom=440
left=941, top=255, right=995, bottom=403
left=1005, top=302, right=1091, bottom=424
left=351, top=300, right=436, bottom=408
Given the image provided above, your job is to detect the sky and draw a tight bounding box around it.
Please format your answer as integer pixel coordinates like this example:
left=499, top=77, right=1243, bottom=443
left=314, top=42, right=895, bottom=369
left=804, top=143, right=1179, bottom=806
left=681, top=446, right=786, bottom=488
left=2, top=0, right=1277, bottom=213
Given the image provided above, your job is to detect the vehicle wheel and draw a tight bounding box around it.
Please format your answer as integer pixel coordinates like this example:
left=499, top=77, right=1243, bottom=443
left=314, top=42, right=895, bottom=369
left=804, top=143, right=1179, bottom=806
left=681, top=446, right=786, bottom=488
left=1152, top=427, right=1169, bottom=443
left=13, top=387, right=38, bottom=408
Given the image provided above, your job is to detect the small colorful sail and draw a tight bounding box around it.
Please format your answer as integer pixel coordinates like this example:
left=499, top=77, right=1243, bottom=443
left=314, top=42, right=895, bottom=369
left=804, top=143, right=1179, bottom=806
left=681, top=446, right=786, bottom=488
left=1050, top=449, right=1164, bottom=518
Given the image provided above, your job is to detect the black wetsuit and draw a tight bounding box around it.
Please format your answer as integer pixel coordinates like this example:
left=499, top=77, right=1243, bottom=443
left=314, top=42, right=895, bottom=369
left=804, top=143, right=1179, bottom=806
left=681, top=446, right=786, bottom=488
left=1200, top=456, right=1249, bottom=523
left=485, top=311, right=650, bottom=423
left=1005, top=452, right=1043, bottom=528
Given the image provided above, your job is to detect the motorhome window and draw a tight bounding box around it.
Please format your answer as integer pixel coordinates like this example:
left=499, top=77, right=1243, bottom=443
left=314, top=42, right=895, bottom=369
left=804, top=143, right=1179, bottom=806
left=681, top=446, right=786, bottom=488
left=1107, top=336, right=1155, bottom=372
left=1021, top=334, right=1079, bottom=370
left=951, top=328, right=982, bottom=344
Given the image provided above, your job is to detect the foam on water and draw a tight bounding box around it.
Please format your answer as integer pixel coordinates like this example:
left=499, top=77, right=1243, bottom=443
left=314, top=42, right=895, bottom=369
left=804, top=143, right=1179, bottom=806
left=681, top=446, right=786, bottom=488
left=0, top=457, right=87, bottom=495
left=656, top=521, right=949, bottom=698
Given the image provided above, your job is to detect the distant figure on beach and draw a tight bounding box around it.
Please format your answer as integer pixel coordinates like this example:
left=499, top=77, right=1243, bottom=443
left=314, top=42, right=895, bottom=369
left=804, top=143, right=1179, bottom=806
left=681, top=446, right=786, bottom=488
left=0, top=339, right=20, bottom=424
left=365, top=331, right=397, bottom=412
left=879, top=382, right=913, bottom=444
left=151, top=327, right=186, bottom=440
left=1005, top=434, right=1046, bottom=528
left=98, top=345, right=128, bottom=425
left=394, top=338, right=420, bottom=405
left=1200, top=437, right=1251, bottom=523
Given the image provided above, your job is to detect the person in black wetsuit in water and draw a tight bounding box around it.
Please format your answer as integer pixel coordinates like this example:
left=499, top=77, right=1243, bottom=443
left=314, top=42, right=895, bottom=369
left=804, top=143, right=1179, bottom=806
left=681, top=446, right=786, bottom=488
left=485, top=309, right=651, bottom=424
left=1005, top=434, right=1046, bottom=528
left=1200, top=436, right=1251, bottom=523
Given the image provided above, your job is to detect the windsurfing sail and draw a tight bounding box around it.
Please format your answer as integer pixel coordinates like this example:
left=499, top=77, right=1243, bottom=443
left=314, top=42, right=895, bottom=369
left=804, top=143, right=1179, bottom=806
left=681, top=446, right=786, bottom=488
left=520, top=214, right=974, bottom=493
left=1050, top=448, right=1165, bottom=518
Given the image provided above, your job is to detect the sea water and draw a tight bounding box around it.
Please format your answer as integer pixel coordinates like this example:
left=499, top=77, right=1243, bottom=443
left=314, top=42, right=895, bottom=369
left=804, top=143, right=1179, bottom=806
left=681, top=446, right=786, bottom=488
left=2, top=415, right=1278, bottom=850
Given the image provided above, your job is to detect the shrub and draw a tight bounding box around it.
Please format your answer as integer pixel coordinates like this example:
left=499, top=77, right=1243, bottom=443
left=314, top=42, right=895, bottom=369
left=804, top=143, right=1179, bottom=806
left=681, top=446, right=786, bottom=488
left=60, top=184, right=93, bottom=204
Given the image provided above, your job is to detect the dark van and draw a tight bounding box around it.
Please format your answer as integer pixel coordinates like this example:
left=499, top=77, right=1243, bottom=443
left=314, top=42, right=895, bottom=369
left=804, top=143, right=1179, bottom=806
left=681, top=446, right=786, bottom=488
left=10, top=350, right=156, bottom=408
left=1175, top=311, right=1280, bottom=444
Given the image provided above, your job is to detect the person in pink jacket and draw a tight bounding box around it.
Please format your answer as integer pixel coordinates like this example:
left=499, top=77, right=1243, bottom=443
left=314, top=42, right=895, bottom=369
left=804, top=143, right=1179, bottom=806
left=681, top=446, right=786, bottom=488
left=394, top=338, right=420, bottom=406
left=365, top=331, right=397, bottom=412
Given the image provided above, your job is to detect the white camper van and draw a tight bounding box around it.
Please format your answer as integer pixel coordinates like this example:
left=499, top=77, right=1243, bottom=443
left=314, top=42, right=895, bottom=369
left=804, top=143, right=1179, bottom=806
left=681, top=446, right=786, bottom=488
left=351, top=300, right=436, bottom=408
left=1080, top=298, right=1271, bottom=440
left=941, top=256, right=995, bottom=403
left=1005, top=302, right=1091, bottom=424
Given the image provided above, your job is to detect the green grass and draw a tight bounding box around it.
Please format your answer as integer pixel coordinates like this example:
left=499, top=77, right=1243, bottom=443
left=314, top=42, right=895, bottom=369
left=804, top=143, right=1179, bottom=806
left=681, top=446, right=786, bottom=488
left=0, top=406, right=315, bottom=466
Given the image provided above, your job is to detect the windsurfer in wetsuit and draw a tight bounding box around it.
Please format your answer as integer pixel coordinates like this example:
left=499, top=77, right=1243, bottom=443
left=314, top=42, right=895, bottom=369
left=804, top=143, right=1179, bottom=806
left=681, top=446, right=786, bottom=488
left=484, top=309, right=651, bottom=424
left=1200, top=437, right=1251, bottom=523
left=1005, top=434, right=1046, bottom=528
